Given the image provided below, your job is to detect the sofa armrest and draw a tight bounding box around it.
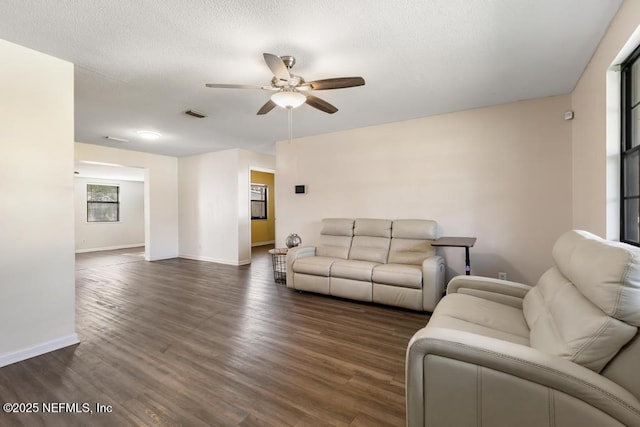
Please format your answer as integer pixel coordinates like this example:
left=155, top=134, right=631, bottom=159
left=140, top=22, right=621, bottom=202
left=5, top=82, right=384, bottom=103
left=446, top=275, right=532, bottom=308
left=406, top=327, right=640, bottom=427
left=421, top=256, right=445, bottom=312
left=286, top=246, right=316, bottom=288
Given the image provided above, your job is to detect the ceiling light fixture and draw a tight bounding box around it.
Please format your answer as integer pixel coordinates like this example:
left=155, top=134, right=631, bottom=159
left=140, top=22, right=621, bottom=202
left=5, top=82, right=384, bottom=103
left=271, top=90, right=306, bottom=109
left=137, top=130, right=161, bottom=140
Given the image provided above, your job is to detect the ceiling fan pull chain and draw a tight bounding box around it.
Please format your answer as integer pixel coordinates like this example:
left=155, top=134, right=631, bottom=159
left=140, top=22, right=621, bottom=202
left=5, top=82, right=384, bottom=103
left=288, top=106, right=293, bottom=144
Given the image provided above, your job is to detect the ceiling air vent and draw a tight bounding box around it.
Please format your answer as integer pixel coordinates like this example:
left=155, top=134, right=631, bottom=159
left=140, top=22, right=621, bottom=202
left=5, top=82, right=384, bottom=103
left=185, top=109, right=206, bottom=118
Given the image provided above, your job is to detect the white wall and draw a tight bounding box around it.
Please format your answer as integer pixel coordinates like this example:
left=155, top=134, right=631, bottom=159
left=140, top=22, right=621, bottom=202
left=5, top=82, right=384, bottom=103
left=0, top=39, right=77, bottom=366
left=74, top=177, right=145, bottom=252
left=571, top=0, right=640, bottom=238
left=238, top=150, right=277, bottom=262
left=179, top=149, right=240, bottom=264
left=276, top=95, right=573, bottom=284
left=75, top=143, right=179, bottom=261
left=178, top=149, right=275, bottom=265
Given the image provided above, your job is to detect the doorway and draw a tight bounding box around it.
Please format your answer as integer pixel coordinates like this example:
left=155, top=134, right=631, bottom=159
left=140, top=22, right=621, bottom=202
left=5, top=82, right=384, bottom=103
left=250, top=169, right=275, bottom=259
left=73, top=161, right=147, bottom=255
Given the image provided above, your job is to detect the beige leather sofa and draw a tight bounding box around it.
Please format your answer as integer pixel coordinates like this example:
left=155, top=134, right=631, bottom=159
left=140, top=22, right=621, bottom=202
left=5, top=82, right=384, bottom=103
left=406, top=230, right=640, bottom=426
left=286, top=218, right=445, bottom=311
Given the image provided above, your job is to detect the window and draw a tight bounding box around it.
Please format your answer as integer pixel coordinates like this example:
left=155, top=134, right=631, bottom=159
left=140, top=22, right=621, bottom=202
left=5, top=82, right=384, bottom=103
left=251, top=184, right=267, bottom=220
left=87, top=184, right=120, bottom=222
left=621, top=44, right=640, bottom=245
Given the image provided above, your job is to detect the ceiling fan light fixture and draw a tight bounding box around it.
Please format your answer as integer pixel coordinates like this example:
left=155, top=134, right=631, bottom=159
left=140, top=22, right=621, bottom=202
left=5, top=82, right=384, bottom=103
left=271, top=90, right=306, bottom=109
left=207, top=53, right=363, bottom=115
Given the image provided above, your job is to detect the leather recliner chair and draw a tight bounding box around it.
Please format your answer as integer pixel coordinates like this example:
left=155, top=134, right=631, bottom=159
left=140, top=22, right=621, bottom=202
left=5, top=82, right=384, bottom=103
left=406, top=230, right=640, bottom=426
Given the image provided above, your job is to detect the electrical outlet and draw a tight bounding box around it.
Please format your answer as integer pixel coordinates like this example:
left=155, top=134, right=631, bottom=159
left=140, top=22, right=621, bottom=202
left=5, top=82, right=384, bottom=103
left=498, top=272, right=507, bottom=280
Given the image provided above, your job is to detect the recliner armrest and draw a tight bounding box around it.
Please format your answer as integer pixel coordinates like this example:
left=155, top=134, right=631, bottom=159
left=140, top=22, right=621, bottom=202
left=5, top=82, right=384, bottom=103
left=407, top=327, right=640, bottom=427
left=446, top=275, right=532, bottom=308
left=421, top=256, right=445, bottom=312
left=285, top=246, right=316, bottom=288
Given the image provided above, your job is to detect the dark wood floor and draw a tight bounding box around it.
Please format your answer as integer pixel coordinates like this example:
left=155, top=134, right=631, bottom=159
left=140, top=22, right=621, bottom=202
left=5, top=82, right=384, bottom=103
left=0, top=246, right=429, bottom=426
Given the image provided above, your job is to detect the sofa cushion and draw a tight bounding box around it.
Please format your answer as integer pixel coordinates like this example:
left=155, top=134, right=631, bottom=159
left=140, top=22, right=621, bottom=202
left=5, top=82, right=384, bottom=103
left=523, top=266, right=637, bottom=372
left=316, top=218, right=354, bottom=259
left=320, top=218, right=354, bottom=236
left=387, top=220, right=437, bottom=265
left=373, top=263, right=423, bottom=289
left=391, top=219, right=438, bottom=240
left=317, top=235, right=353, bottom=259
left=293, top=256, right=339, bottom=277
left=428, top=293, right=530, bottom=346
left=552, top=230, right=640, bottom=327
left=387, top=239, right=435, bottom=265
left=354, top=218, right=392, bottom=238
left=373, top=284, right=423, bottom=311
left=331, top=260, right=379, bottom=281
left=348, top=219, right=392, bottom=263
left=349, top=236, right=390, bottom=263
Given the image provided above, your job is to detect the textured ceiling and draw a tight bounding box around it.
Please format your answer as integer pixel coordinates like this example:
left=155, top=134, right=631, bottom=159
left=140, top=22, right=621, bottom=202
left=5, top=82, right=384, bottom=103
left=0, top=0, right=623, bottom=157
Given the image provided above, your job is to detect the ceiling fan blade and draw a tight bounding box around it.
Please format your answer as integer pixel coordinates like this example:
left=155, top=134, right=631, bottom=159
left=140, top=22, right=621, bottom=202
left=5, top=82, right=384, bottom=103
left=305, top=77, right=365, bottom=90
left=263, top=53, right=291, bottom=81
left=206, top=83, right=272, bottom=90
left=257, top=99, right=277, bottom=115
left=305, top=95, right=338, bottom=114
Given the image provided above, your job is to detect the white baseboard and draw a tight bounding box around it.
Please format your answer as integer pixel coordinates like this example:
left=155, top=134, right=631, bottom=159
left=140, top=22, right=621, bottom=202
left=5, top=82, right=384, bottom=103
left=251, top=240, right=275, bottom=247
left=146, top=253, right=179, bottom=261
left=0, top=333, right=80, bottom=368
left=75, top=243, right=144, bottom=253
left=179, top=254, right=250, bottom=266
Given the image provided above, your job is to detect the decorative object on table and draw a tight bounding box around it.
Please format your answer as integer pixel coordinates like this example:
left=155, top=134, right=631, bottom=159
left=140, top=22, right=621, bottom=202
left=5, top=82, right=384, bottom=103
left=285, top=233, right=302, bottom=248
left=268, top=248, right=288, bottom=284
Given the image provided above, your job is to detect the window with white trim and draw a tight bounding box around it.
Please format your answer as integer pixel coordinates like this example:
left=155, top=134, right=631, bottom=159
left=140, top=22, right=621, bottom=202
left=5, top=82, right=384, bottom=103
left=87, top=184, right=120, bottom=222
left=250, top=184, right=267, bottom=220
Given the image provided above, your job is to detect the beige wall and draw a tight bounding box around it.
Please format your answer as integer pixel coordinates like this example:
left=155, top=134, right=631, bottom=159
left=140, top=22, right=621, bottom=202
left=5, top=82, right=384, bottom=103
left=571, top=0, right=640, bottom=239
left=276, top=95, right=573, bottom=284
left=251, top=170, right=276, bottom=245
left=0, top=39, right=77, bottom=366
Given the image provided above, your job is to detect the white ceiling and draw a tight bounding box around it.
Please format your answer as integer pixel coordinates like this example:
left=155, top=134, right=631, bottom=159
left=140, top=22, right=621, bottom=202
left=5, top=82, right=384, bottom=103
left=0, top=0, right=623, bottom=157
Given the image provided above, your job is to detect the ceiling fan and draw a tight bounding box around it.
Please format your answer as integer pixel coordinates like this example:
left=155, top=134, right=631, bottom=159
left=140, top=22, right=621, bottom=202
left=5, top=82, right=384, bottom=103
left=205, top=53, right=365, bottom=115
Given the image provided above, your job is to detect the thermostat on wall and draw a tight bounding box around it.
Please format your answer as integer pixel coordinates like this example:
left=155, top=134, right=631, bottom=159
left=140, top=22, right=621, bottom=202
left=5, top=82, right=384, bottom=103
left=295, top=185, right=306, bottom=194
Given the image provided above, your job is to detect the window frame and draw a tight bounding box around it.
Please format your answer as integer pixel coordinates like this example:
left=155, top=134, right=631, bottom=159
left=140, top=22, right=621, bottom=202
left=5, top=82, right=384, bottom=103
left=250, top=183, right=268, bottom=220
left=87, top=183, right=120, bottom=223
left=620, top=44, right=640, bottom=246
